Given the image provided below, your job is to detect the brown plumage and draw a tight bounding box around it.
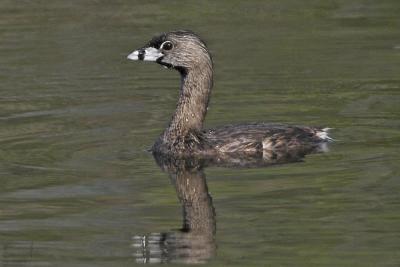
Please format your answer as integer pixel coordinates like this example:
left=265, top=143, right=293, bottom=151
left=127, top=30, right=332, bottom=158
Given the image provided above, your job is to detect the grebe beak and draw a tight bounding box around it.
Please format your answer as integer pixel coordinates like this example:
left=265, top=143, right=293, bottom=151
left=127, top=47, right=163, bottom=62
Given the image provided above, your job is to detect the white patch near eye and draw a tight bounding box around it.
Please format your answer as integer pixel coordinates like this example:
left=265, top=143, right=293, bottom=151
left=160, top=41, right=173, bottom=50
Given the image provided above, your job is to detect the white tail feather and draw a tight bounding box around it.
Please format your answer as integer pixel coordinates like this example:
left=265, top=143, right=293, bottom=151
left=317, top=128, right=334, bottom=142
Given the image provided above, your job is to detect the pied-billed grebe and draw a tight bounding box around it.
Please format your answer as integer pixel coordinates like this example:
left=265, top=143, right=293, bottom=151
left=127, top=30, right=332, bottom=157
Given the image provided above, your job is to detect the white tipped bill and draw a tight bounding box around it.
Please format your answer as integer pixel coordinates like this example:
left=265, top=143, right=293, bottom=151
left=127, top=47, right=163, bottom=61
left=127, top=50, right=139, bottom=60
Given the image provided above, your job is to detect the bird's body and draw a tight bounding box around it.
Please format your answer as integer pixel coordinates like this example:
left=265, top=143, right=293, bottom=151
left=127, top=30, right=332, bottom=159
left=152, top=123, right=330, bottom=159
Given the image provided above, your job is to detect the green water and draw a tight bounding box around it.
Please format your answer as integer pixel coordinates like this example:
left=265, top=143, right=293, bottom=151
left=1, top=1, right=400, bottom=266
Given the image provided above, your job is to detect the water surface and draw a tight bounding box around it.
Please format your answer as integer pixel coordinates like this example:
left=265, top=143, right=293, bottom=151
left=1, top=1, right=400, bottom=266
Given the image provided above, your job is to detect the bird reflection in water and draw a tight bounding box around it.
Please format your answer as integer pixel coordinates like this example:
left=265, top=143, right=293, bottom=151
left=132, top=144, right=328, bottom=264
left=132, top=154, right=215, bottom=264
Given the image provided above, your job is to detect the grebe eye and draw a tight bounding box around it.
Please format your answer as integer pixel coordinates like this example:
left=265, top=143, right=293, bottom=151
left=161, top=41, right=173, bottom=51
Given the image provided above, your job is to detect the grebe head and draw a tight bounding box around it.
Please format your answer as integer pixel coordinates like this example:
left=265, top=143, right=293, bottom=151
left=127, top=30, right=212, bottom=74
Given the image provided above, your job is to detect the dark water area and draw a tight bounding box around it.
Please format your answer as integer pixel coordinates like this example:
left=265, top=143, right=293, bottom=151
left=1, top=1, right=400, bottom=266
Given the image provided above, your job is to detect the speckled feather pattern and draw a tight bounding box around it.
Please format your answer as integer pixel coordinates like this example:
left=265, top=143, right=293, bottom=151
left=135, top=31, right=332, bottom=157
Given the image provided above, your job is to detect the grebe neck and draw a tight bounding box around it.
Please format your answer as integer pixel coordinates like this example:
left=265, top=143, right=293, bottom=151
left=161, top=62, right=213, bottom=143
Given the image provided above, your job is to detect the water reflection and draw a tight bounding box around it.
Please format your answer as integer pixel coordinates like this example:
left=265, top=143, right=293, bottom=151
left=133, top=155, right=216, bottom=264
left=133, top=145, right=326, bottom=264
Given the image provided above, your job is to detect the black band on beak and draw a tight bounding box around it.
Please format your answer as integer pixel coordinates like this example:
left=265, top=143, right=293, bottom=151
left=138, top=49, right=145, bottom=61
